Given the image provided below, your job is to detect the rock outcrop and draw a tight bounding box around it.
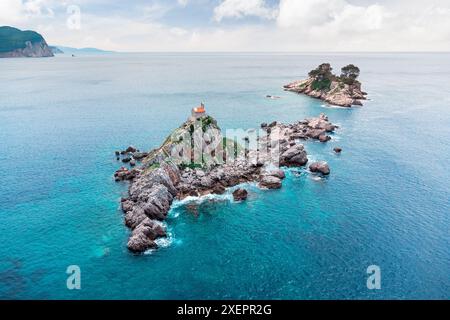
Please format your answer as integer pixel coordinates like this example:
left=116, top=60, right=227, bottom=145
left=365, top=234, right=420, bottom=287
left=309, top=161, right=330, bottom=175
left=0, top=26, right=53, bottom=58
left=259, top=175, right=282, bottom=189
left=284, top=63, right=367, bottom=107
left=114, top=112, right=337, bottom=253
left=232, top=188, right=248, bottom=201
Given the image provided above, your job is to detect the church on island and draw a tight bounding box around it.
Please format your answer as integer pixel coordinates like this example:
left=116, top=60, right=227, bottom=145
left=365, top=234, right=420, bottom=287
left=191, top=102, right=207, bottom=120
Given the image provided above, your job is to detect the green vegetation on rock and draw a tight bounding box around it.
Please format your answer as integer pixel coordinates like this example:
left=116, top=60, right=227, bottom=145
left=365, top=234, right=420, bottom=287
left=0, top=26, right=44, bottom=53
left=340, top=64, right=360, bottom=85
left=307, top=63, right=361, bottom=91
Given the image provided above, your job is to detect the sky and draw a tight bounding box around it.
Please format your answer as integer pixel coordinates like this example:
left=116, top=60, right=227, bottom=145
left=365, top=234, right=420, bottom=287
left=1, top=0, right=450, bottom=52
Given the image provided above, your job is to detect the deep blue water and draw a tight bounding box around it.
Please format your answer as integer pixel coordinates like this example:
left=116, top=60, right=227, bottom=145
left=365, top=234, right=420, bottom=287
left=0, top=53, right=449, bottom=299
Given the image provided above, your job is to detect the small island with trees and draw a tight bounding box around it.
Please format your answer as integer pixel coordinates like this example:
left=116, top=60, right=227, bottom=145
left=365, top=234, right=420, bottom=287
left=284, top=63, right=367, bottom=107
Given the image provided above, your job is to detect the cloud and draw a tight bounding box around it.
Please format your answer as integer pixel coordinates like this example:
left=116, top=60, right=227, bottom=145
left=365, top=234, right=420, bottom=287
left=277, top=0, right=387, bottom=31
left=213, top=0, right=276, bottom=22
left=0, top=0, right=56, bottom=24
left=177, top=0, right=189, bottom=7
left=275, top=0, right=450, bottom=51
left=2, top=0, right=450, bottom=51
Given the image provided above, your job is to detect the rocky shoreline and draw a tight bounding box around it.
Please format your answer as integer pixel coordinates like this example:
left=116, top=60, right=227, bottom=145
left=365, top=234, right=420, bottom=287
left=284, top=63, right=367, bottom=107
left=0, top=26, right=54, bottom=58
left=115, top=112, right=338, bottom=253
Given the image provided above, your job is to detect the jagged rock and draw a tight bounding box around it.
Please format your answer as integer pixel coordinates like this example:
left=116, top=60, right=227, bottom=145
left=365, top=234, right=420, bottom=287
left=306, top=129, right=326, bottom=139
left=121, top=200, right=134, bottom=213
left=233, top=188, right=248, bottom=201
left=125, top=146, right=137, bottom=153
left=319, top=134, right=331, bottom=142
left=115, top=112, right=339, bottom=253
left=133, top=218, right=166, bottom=240
left=115, top=151, right=120, bottom=156
left=127, top=232, right=157, bottom=253
left=132, top=152, right=148, bottom=160
left=259, top=175, right=282, bottom=189
left=309, top=161, right=330, bottom=175
left=263, top=168, right=285, bottom=179
left=122, top=157, right=132, bottom=163
left=280, top=144, right=308, bottom=167
left=124, top=207, right=147, bottom=229
left=212, top=183, right=226, bottom=195
left=141, top=184, right=173, bottom=220
left=161, top=162, right=181, bottom=186
left=333, top=147, right=342, bottom=153
left=130, top=160, right=136, bottom=166
left=114, top=167, right=130, bottom=181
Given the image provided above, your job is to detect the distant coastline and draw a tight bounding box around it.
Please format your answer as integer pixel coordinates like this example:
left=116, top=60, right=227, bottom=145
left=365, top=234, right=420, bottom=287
left=0, top=25, right=114, bottom=58
left=52, top=46, right=115, bottom=55
left=0, top=26, right=53, bottom=58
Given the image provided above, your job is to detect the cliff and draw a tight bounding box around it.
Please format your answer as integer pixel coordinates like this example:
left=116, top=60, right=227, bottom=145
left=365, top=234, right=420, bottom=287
left=284, top=63, right=367, bottom=107
left=0, top=26, right=54, bottom=58
left=114, top=112, right=338, bottom=253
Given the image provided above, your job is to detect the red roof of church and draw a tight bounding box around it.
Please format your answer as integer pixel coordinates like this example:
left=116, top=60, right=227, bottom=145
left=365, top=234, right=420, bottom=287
left=193, top=104, right=205, bottom=113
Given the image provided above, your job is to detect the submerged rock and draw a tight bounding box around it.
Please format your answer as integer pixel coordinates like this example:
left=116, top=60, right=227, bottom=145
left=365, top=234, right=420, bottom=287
left=233, top=188, right=248, bottom=201
left=319, top=134, right=331, bottom=142
left=125, top=146, right=137, bottom=153
left=132, top=152, right=148, bottom=160
left=114, top=167, right=138, bottom=181
left=333, top=147, right=342, bottom=153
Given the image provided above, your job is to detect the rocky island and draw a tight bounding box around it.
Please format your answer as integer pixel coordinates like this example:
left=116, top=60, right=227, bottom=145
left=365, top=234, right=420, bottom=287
left=114, top=105, right=337, bottom=253
left=0, top=26, right=54, bottom=58
left=284, top=63, right=367, bottom=107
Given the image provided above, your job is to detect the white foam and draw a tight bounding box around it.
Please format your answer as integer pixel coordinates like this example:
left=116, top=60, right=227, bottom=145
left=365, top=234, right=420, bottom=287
left=155, top=236, right=172, bottom=248
left=320, top=103, right=345, bottom=109
left=171, top=193, right=233, bottom=209
left=310, top=175, right=323, bottom=181
left=144, top=231, right=174, bottom=254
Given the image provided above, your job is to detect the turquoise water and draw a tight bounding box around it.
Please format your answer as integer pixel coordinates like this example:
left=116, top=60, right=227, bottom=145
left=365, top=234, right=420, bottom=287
left=0, top=53, right=449, bottom=299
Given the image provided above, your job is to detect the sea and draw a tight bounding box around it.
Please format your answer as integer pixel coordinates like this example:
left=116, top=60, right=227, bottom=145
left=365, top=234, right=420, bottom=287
left=0, top=52, right=449, bottom=299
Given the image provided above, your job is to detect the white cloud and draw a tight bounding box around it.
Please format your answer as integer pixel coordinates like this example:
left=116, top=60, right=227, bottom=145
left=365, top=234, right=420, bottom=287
left=0, top=0, right=56, bottom=24
left=2, top=0, right=450, bottom=51
left=213, top=0, right=276, bottom=22
left=143, top=4, right=171, bottom=20
left=177, top=0, right=188, bottom=7
left=277, top=0, right=387, bottom=31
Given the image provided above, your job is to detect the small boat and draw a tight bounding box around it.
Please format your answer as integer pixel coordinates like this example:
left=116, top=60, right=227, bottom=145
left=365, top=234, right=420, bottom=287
left=266, top=95, right=281, bottom=99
